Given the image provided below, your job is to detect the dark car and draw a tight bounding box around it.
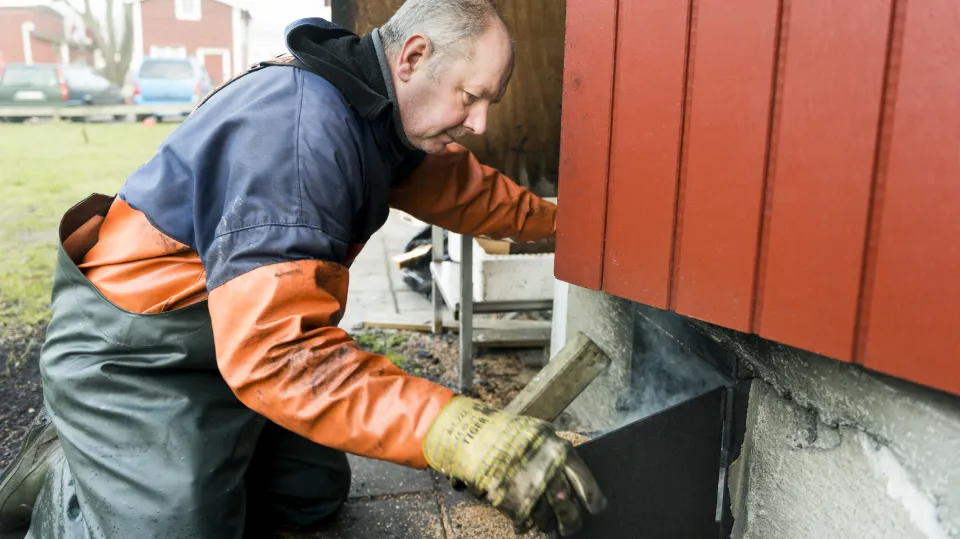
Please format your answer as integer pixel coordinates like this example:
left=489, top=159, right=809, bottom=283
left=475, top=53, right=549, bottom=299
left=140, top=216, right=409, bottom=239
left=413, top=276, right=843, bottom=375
left=0, top=63, right=125, bottom=122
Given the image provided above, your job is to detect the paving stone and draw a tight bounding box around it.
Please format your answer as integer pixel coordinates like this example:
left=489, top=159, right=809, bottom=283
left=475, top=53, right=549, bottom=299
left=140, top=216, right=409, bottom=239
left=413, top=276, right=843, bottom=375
left=288, top=496, right=446, bottom=539
left=344, top=291, right=396, bottom=318
left=348, top=455, right=435, bottom=498
left=350, top=258, right=389, bottom=277
left=387, top=263, right=408, bottom=290
left=350, top=273, right=392, bottom=293
left=395, top=290, right=432, bottom=313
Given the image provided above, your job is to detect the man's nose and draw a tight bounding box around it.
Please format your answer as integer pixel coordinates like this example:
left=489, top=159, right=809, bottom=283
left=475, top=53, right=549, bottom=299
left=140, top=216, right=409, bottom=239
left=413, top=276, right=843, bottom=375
left=462, top=103, right=488, bottom=135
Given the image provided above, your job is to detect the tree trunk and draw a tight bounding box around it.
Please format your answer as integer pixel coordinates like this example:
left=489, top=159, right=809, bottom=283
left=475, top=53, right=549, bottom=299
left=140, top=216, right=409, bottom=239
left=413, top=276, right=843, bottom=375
left=60, top=0, right=134, bottom=86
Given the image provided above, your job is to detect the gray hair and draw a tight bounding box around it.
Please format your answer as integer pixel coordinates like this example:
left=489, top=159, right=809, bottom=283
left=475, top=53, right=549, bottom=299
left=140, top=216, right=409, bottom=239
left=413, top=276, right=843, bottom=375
left=381, top=0, right=511, bottom=77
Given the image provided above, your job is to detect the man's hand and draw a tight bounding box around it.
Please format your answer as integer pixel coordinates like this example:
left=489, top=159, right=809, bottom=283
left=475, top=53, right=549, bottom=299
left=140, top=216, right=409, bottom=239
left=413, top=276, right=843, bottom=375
left=424, top=396, right=607, bottom=536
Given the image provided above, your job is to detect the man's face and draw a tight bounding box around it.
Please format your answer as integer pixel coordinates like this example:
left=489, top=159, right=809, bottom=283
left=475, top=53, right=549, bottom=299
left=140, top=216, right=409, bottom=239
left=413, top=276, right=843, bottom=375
left=391, top=24, right=513, bottom=154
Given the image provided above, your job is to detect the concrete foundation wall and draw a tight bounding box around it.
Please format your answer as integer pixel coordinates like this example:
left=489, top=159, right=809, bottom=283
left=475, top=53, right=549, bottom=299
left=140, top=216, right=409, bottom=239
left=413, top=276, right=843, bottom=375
left=715, top=325, right=960, bottom=539
left=550, top=281, right=635, bottom=432
left=730, top=381, right=951, bottom=539
left=550, top=284, right=960, bottom=538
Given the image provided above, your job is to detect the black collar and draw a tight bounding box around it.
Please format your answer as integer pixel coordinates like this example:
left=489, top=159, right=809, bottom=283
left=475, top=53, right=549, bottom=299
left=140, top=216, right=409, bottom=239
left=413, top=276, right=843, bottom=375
left=285, top=18, right=417, bottom=157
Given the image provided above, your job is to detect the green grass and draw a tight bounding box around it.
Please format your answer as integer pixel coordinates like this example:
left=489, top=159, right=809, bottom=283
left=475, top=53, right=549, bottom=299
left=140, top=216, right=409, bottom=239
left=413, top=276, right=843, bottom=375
left=354, top=331, right=410, bottom=368
left=0, top=122, right=177, bottom=349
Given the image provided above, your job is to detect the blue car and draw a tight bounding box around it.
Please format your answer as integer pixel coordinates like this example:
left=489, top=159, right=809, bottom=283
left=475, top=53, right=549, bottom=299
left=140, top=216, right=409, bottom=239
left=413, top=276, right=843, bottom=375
left=132, top=57, right=213, bottom=120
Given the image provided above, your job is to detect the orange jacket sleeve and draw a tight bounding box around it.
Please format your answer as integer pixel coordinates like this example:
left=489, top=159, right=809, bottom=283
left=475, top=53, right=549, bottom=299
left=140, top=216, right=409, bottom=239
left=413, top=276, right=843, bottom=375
left=388, top=144, right=557, bottom=242
left=208, top=260, right=455, bottom=469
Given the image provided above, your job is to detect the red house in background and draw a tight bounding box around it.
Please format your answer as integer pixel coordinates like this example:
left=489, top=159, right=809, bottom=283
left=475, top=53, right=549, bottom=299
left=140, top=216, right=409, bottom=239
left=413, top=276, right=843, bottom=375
left=0, top=1, right=92, bottom=68
left=131, top=0, right=251, bottom=85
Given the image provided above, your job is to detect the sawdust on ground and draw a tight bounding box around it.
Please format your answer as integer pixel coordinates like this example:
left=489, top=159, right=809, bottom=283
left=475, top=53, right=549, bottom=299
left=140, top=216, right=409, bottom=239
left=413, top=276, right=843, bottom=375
left=448, top=502, right=546, bottom=539
left=556, top=431, right=591, bottom=447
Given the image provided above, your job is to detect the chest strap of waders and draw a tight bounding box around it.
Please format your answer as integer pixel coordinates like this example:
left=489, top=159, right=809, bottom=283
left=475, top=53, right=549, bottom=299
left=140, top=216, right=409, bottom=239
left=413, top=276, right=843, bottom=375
left=191, top=55, right=312, bottom=113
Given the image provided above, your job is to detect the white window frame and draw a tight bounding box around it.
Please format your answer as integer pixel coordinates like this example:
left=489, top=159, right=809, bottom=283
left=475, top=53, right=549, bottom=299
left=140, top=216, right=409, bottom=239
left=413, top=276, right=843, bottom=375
left=175, top=0, right=202, bottom=21
left=149, top=45, right=187, bottom=58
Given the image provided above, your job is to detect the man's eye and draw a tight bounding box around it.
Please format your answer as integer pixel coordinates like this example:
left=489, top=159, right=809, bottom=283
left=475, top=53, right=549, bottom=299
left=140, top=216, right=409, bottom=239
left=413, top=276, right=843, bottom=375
left=464, top=92, right=479, bottom=105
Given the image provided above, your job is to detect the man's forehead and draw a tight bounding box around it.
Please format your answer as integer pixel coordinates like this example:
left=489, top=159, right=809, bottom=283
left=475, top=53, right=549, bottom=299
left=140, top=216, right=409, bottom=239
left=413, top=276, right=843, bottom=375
left=457, top=33, right=513, bottom=101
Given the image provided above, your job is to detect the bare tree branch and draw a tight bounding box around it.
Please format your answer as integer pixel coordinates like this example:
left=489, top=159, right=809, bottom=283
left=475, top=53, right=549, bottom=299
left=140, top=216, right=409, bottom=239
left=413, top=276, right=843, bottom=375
left=54, top=0, right=132, bottom=85
left=105, top=0, right=117, bottom=64
left=53, top=0, right=82, bottom=17
left=117, top=2, right=135, bottom=82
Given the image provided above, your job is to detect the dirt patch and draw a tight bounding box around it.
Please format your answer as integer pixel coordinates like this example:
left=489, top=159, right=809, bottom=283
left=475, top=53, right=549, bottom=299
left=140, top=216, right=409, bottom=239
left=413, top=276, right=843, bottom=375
left=0, top=325, right=46, bottom=474
left=353, top=329, right=542, bottom=409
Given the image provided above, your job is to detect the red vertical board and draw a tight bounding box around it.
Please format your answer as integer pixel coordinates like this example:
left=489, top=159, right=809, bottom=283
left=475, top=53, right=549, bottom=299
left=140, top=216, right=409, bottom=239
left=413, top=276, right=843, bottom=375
left=554, top=0, right=619, bottom=290
left=601, top=0, right=690, bottom=308
left=861, top=0, right=960, bottom=395
left=755, top=0, right=892, bottom=361
left=672, top=0, right=779, bottom=331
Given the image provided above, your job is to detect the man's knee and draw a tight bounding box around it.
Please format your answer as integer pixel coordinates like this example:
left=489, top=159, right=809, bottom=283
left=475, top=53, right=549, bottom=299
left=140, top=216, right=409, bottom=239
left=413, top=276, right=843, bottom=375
left=250, top=448, right=352, bottom=530
left=288, top=449, right=351, bottom=518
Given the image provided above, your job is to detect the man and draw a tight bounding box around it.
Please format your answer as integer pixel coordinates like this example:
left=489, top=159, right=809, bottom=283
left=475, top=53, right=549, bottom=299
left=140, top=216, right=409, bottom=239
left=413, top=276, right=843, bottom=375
left=0, top=1, right=606, bottom=538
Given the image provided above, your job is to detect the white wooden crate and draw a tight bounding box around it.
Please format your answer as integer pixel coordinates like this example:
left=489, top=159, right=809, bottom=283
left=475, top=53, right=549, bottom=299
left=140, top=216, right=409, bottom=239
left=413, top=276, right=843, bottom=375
left=446, top=233, right=554, bottom=302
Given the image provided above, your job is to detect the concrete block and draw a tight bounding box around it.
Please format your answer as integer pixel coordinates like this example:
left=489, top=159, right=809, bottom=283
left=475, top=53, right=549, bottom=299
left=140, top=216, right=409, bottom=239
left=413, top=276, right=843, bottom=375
left=347, top=455, right=435, bottom=499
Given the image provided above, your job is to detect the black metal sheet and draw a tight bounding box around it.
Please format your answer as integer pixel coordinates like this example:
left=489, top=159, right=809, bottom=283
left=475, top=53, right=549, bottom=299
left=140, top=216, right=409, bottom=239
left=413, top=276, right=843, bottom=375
left=558, top=387, right=725, bottom=539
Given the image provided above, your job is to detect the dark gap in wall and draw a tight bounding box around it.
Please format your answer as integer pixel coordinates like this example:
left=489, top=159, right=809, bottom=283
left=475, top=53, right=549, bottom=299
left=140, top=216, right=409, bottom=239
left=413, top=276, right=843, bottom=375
left=616, top=303, right=733, bottom=425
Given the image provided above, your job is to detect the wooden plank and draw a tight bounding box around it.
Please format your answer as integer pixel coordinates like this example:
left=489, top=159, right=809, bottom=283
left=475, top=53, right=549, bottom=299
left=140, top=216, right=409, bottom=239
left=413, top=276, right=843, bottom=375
left=554, top=0, right=618, bottom=290
left=361, top=316, right=550, bottom=332
left=361, top=317, right=551, bottom=349
left=504, top=332, right=610, bottom=422
left=390, top=244, right=431, bottom=269
left=600, top=0, right=690, bottom=308
left=672, top=0, right=780, bottom=332
left=859, top=0, right=960, bottom=395
left=473, top=327, right=551, bottom=349
left=754, top=0, right=892, bottom=361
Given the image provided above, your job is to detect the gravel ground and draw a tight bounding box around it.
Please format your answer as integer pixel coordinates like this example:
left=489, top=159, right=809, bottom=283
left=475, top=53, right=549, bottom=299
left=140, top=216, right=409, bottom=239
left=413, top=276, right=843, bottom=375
left=353, top=328, right=542, bottom=409
left=0, top=327, right=46, bottom=474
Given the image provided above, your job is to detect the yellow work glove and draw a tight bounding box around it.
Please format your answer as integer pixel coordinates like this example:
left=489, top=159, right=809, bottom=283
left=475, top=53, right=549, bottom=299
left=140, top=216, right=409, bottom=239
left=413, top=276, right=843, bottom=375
left=424, top=396, right=607, bottom=536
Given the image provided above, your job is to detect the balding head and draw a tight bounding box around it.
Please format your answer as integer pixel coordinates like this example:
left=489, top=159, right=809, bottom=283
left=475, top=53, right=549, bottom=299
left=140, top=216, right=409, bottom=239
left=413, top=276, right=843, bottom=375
left=381, top=0, right=515, bottom=153
left=382, top=0, right=513, bottom=83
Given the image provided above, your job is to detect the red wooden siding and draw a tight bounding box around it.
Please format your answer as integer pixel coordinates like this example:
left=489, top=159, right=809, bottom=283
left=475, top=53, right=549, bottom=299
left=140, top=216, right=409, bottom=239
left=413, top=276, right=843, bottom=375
left=0, top=8, right=65, bottom=64
left=860, top=0, right=960, bottom=393
left=671, top=0, right=779, bottom=331
left=555, top=0, right=960, bottom=395
left=755, top=0, right=892, bottom=360
left=601, top=0, right=690, bottom=308
left=141, top=0, right=233, bottom=71
left=553, top=0, right=618, bottom=289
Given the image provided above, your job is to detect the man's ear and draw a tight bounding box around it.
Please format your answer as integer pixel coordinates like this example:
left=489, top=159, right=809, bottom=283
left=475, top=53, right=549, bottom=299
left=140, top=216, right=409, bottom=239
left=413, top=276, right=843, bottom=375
left=395, top=34, right=431, bottom=83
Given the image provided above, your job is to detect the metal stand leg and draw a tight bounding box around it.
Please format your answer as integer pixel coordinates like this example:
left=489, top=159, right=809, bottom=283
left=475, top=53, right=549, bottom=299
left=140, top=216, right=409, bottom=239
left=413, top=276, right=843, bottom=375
left=459, top=235, right=474, bottom=393
left=431, top=225, right=444, bottom=334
